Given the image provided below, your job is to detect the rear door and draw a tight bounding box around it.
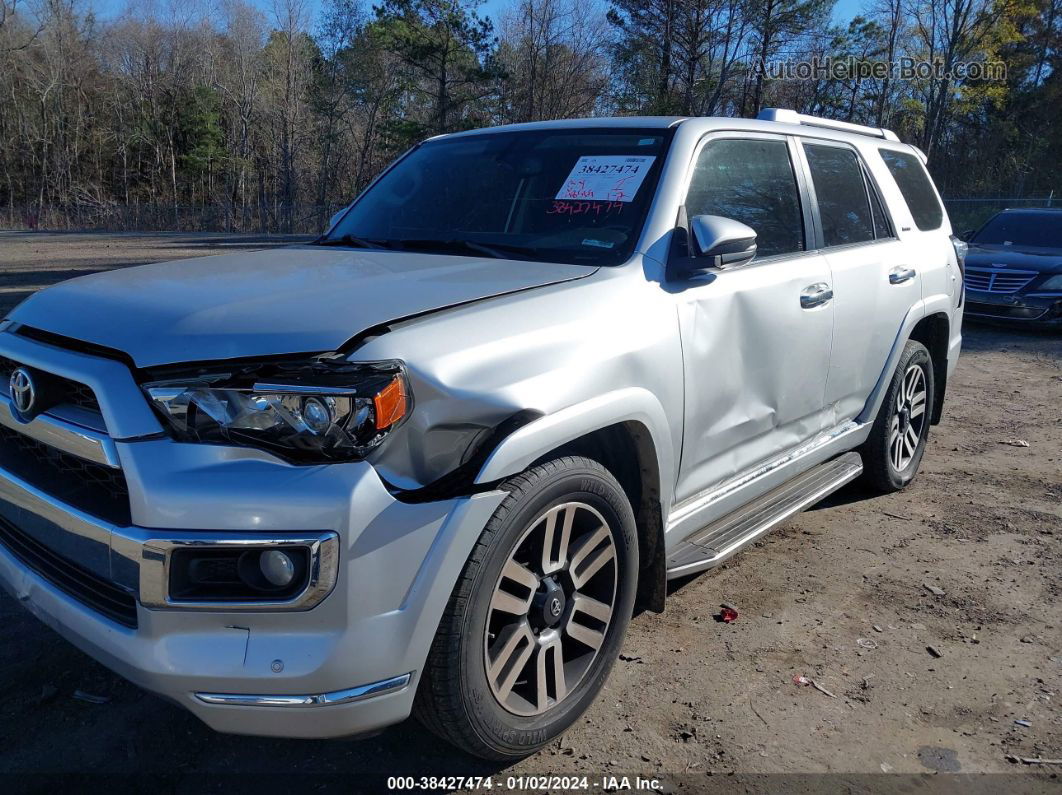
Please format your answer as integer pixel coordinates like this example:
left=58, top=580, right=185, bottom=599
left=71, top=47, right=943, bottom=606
left=673, top=133, right=834, bottom=503
left=796, top=139, right=917, bottom=424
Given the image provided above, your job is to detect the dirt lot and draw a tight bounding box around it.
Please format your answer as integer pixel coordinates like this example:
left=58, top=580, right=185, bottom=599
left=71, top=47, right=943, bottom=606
left=0, top=232, right=1059, bottom=788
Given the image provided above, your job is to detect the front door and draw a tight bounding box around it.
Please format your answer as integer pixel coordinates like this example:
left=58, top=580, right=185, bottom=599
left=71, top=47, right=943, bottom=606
left=673, top=134, right=834, bottom=504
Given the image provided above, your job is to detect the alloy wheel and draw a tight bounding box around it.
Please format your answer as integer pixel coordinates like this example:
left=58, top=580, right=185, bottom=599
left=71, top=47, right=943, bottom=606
left=483, top=501, right=618, bottom=717
left=889, top=363, right=928, bottom=472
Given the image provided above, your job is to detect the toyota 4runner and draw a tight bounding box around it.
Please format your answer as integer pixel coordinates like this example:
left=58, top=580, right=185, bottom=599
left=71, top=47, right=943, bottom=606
left=0, top=109, right=964, bottom=760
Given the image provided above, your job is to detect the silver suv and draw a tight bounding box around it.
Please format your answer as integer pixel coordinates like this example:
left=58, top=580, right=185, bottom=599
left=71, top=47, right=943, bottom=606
left=0, top=110, right=963, bottom=759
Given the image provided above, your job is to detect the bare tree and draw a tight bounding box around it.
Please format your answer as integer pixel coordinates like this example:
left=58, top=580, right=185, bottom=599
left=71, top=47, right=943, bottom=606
left=497, top=0, right=608, bottom=122
left=907, top=0, right=1027, bottom=156
left=0, top=0, right=1058, bottom=232
left=871, top=0, right=905, bottom=125
left=0, top=0, right=44, bottom=51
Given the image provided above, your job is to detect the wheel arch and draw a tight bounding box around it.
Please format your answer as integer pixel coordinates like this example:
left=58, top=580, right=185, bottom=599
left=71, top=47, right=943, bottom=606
left=859, top=297, right=953, bottom=426
left=907, top=312, right=950, bottom=425
left=474, top=391, right=675, bottom=613
left=525, top=421, right=667, bottom=614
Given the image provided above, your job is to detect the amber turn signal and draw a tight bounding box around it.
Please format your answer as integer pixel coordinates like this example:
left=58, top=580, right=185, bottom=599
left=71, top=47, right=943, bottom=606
left=373, top=375, right=408, bottom=430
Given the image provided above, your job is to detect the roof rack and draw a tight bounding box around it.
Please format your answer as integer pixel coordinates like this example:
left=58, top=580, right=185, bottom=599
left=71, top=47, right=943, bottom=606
left=757, top=108, right=900, bottom=142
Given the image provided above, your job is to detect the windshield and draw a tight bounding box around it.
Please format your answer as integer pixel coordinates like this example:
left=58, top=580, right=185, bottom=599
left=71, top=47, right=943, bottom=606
left=973, top=213, right=1062, bottom=249
left=322, top=128, right=673, bottom=266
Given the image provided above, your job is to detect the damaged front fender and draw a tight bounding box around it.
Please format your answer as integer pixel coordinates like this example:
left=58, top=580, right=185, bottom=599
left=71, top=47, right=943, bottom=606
left=474, top=387, right=676, bottom=491
left=351, top=266, right=684, bottom=509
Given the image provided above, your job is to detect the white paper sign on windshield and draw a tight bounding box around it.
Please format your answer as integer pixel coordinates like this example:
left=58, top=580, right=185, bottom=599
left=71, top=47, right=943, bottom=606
left=555, top=156, right=657, bottom=203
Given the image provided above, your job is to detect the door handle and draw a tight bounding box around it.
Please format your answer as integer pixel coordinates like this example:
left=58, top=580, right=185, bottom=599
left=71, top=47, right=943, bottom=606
left=800, top=282, right=833, bottom=309
left=889, top=266, right=917, bottom=284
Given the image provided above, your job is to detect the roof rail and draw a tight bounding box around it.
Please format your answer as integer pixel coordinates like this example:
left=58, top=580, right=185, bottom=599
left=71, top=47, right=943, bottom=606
left=757, top=108, right=900, bottom=142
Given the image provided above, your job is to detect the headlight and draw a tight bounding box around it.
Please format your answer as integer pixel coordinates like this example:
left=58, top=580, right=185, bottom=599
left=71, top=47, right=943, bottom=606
left=1039, top=274, right=1062, bottom=291
left=142, top=359, right=411, bottom=463
left=950, top=234, right=968, bottom=269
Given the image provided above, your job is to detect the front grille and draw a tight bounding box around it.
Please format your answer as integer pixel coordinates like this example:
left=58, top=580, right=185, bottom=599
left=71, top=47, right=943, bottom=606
left=0, top=514, right=138, bottom=628
left=966, top=301, right=1050, bottom=320
left=0, top=425, right=131, bottom=526
left=63, top=382, right=102, bottom=413
left=964, top=267, right=1038, bottom=294
left=0, top=356, right=102, bottom=414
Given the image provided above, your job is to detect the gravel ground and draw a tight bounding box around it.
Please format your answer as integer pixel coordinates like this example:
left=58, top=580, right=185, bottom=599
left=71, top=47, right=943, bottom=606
left=0, top=232, right=1059, bottom=788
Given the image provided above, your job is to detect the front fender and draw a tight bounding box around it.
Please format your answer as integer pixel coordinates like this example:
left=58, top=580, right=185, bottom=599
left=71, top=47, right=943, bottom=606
left=474, top=387, right=677, bottom=511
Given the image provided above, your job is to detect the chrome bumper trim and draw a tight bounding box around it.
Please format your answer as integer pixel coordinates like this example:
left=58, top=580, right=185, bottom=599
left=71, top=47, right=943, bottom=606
left=0, top=459, right=340, bottom=611
left=138, top=531, right=340, bottom=611
left=0, top=393, right=120, bottom=468
left=0, top=462, right=114, bottom=558
left=194, top=673, right=412, bottom=708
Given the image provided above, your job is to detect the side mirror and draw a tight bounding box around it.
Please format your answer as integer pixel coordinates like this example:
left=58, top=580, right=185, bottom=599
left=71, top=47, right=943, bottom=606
left=689, top=215, right=757, bottom=268
left=328, top=206, right=350, bottom=231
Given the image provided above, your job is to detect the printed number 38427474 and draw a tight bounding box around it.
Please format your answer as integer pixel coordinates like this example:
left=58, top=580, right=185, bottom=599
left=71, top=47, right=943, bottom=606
left=555, top=155, right=656, bottom=203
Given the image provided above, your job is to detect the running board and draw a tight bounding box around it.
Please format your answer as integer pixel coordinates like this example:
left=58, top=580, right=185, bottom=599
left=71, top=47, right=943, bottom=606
left=666, top=452, right=863, bottom=579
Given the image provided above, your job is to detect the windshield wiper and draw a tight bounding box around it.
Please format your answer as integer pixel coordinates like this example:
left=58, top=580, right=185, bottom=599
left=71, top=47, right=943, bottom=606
left=313, top=234, right=391, bottom=250
left=395, top=238, right=545, bottom=261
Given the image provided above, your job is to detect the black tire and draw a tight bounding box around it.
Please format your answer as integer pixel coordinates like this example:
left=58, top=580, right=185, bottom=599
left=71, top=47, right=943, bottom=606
left=860, top=339, right=935, bottom=493
left=413, top=456, right=638, bottom=760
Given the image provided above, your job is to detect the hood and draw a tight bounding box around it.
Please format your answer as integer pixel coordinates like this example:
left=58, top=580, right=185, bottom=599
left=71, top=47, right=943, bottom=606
left=966, top=244, right=1062, bottom=274
left=9, top=246, right=596, bottom=368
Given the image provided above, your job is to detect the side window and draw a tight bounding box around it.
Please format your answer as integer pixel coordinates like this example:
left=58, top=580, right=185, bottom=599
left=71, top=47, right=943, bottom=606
left=803, top=143, right=874, bottom=247
left=685, top=138, right=805, bottom=258
left=865, top=169, right=893, bottom=239
left=878, top=149, right=944, bottom=231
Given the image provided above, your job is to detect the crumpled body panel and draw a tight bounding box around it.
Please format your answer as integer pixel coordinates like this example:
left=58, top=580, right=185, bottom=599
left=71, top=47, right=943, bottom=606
left=671, top=254, right=834, bottom=504
left=8, top=246, right=594, bottom=367
left=357, top=266, right=685, bottom=495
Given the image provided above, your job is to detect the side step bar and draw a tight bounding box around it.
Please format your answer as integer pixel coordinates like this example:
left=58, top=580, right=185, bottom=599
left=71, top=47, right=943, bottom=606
left=666, top=452, right=863, bottom=579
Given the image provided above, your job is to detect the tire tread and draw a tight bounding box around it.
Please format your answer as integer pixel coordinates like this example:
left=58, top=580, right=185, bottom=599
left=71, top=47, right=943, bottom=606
left=860, top=340, right=934, bottom=493
left=413, top=456, right=623, bottom=760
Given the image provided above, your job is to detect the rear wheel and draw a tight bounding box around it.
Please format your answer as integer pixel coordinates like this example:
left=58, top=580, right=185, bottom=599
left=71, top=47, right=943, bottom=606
left=414, top=456, right=637, bottom=760
left=860, top=340, right=935, bottom=492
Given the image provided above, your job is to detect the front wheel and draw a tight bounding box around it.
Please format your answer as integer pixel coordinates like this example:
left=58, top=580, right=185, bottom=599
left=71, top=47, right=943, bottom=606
left=860, top=339, right=935, bottom=492
left=414, top=456, right=638, bottom=760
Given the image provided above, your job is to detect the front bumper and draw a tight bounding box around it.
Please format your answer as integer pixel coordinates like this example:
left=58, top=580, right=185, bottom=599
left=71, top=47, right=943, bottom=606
left=0, top=329, right=506, bottom=739
left=964, top=290, right=1062, bottom=326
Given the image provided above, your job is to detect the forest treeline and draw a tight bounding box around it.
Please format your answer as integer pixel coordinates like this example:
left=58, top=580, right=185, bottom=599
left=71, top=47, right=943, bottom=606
left=0, top=0, right=1058, bottom=233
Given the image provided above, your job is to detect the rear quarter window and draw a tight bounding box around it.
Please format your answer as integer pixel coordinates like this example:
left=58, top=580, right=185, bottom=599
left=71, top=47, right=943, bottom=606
left=878, top=149, right=944, bottom=231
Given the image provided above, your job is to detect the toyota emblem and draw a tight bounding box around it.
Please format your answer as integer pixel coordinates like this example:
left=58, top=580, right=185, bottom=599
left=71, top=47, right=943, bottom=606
left=9, top=368, right=36, bottom=415
left=549, top=597, right=563, bottom=618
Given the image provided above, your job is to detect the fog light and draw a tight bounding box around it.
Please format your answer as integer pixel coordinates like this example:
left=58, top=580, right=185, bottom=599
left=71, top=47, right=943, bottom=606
left=168, top=544, right=314, bottom=602
left=260, top=549, right=296, bottom=587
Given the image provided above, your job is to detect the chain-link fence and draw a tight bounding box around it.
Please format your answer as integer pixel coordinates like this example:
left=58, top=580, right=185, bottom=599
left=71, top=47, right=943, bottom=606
left=943, top=195, right=1058, bottom=236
